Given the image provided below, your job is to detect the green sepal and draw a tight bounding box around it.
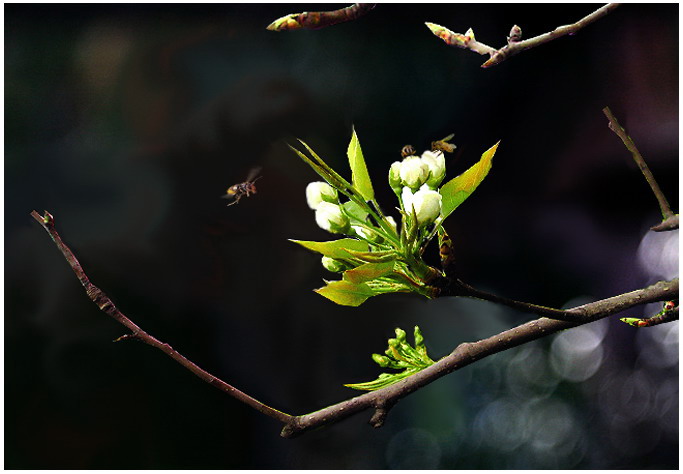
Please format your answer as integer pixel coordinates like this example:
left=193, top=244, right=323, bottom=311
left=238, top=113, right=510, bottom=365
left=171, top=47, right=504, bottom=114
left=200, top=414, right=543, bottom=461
left=347, top=126, right=375, bottom=201
left=290, top=238, right=368, bottom=259
left=314, top=279, right=377, bottom=307
left=345, top=326, right=436, bottom=391
left=440, top=141, right=500, bottom=220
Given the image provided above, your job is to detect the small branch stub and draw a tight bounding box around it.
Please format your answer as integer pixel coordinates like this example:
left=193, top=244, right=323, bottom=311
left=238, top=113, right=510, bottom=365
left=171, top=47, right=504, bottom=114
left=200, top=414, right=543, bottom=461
left=508, top=25, right=522, bottom=43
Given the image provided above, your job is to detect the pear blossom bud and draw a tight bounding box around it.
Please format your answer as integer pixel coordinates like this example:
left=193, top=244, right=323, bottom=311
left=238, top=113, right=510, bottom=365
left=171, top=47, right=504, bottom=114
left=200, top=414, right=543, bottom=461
left=306, top=181, right=338, bottom=210
left=399, top=156, right=429, bottom=190
left=402, top=186, right=415, bottom=211
left=321, top=256, right=346, bottom=273
left=404, top=184, right=442, bottom=227
left=421, top=150, right=446, bottom=188
left=315, top=202, right=350, bottom=234
left=389, top=161, right=403, bottom=193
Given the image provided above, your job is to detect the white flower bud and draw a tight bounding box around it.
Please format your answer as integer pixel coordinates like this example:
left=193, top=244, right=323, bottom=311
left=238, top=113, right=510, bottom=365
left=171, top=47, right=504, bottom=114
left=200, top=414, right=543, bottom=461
left=306, top=181, right=338, bottom=210
left=421, top=150, right=446, bottom=188
left=389, top=161, right=403, bottom=192
left=404, top=184, right=442, bottom=226
left=385, top=216, right=397, bottom=232
left=314, top=202, right=350, bottom=234
left=399, top=156, right=429, bottom=190
left=402, top=186, right=415, bottom=214
left=321, top=256, right=345, bottom=273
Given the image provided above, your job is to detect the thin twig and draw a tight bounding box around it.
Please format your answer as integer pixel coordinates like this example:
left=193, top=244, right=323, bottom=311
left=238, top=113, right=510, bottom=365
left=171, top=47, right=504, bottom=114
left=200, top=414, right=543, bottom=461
left=602, top=107, right=676, bottom=223
left=621, top=306, right=679, bottom=327
left=443, top=278, right=594, bottom=322
left=31, top=209, right=678, bottom=438
left=266, top=3, right=376, bottom=31
left=427, top=4, right=620, bottom=68
left=30, top=210, right=293, bottom=425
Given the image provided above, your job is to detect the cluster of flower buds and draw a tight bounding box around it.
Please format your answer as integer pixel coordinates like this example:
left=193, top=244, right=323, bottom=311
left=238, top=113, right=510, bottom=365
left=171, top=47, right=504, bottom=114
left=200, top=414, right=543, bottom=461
left=389, top=149, right=446, bottom=192
left=306, top=182, right=350, bottom=234
left=389, top=148, right=446, bottom=227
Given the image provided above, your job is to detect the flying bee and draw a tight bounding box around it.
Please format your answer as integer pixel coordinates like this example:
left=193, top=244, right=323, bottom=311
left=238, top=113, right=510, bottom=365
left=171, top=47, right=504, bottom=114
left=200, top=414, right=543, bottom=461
left=401, top=144, right=416, bottom=158
left=431, top=133, right=457, bottom=154
left=222, top=166, right=262, bottom=207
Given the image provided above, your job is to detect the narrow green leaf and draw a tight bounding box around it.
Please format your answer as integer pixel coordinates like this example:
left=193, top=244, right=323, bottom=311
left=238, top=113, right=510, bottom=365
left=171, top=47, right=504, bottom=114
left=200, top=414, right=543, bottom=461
left=290, top=238, right=368, bottom=259
left=344, top=370, right=420, bottom=391
left=343, top=261, right=396, bottom=284
left=288, top=144, right=339, bottom=188
left=347, top=127, right=375, bottom=201
left=315, top=279, right=377, bottom=306
left=342, top=249, right=397, bottom=263
left=620, top=317, right=648, bottom=327
left=440, top=141, right=500, bottom=219
left=298, top=139, right=353, bottom=192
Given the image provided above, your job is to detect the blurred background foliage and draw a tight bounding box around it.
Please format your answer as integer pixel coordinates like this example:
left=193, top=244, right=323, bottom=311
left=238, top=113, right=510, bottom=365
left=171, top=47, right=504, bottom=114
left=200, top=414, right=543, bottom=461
left=5, top=3, right=678, bottom=469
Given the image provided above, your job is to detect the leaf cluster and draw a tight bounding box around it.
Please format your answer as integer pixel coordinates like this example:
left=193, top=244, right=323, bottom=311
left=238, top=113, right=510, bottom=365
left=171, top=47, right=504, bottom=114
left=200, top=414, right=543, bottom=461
left=344, top=326, right=435, bottom=391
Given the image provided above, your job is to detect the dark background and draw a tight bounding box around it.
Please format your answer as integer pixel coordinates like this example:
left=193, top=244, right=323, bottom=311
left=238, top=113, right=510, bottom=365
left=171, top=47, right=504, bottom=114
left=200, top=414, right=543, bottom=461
left=5, top=3, right=678, bottom=469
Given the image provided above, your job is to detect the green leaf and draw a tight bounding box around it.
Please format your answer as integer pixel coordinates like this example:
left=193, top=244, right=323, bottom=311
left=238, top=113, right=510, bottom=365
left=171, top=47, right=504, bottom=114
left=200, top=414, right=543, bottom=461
left=342, top=249, right=397, bottom=263
left=347, top=127, right=374, bottom=201
left=440, top=141, right=500, bottom=220
left=342, top=200, right=369, bottom=222
left=290, top=238, right=368, bottom=259
left=345, top=326, right=436, bottom=391
left=343, top=261, right=396, bottom=284
left=344, top=370, right=420, bottom=391
left=620, top=317, right=647, bottom=327
left=315, top=279, right=377, bottom=306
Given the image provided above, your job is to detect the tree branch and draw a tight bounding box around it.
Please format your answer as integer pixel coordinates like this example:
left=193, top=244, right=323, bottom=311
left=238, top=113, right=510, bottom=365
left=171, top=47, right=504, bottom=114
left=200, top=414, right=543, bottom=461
left=427, top=3, right=620, bottom=68
left=30, top=210, right=294, bottom=426
left=30, top=209, right=678, bottom=439
left=281, top=277, right=678, bottom=438
left=602, top=106, right=677, bottom=229
left=266, top=3, right=376, bottom=31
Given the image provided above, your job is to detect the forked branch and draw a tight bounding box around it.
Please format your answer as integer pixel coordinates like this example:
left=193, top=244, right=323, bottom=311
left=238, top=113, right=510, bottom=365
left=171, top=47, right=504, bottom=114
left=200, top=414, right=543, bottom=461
left=427, top=3, right=620, bottom=68
left=602, top=107, right=678, bottom=231
left=30, top=209, right=678, bottom=438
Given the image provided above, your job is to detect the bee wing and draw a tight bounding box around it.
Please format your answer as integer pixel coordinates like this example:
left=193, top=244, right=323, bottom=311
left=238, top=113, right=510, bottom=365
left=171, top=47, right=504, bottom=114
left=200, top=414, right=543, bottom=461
left=245, top=166, right=263, bottom=182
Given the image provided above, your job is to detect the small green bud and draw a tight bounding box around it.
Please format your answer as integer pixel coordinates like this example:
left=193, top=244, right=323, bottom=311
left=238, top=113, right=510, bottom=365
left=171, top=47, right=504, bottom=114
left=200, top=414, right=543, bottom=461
left=395, top=328, right=407, bottom=342
left=321, top=256, right=346, bottom=273
left=389, top=161, right=403, bottom=194
left=372, top=353, right=392, bottom=367
left=414, top=326, right=424, bottom=347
